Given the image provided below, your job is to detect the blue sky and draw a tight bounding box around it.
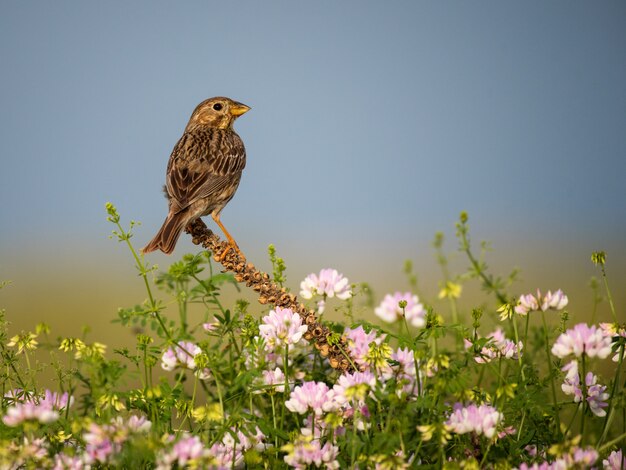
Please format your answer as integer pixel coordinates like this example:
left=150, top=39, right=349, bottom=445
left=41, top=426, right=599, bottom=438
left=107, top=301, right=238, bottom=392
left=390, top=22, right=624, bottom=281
left=1, top=2, right=625, bottom=306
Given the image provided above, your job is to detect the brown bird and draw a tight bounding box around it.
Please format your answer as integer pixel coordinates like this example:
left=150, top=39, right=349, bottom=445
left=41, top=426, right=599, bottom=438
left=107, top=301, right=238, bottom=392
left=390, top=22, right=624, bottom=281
left=142, top=97, right=250, bottom=257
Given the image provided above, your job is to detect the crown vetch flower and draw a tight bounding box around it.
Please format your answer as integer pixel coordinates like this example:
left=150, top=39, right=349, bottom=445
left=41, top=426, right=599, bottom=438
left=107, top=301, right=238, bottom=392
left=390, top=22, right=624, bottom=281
left=285, top=381, right=338, bottom=416
left=514, top=289, right=568, bottom=315
left=2, top=390, right=73, bottom=427
left=259, top=307, right=308, bottom=352
left=551, top=323, right=612, bottom=359
left=161, top=341, right=211, bottom=379
left=375, top=292, right=426, bottom=328
left=332, top=371, right=376, bottom=406
left=444, top=403, right=503, bottom=439
left=283, top=435, right=340, bottom=469
left=561, top=361, right=609, bottom=417
left=466, top=328, right=523, bottom=364
left=344, top=326, right=385, bottom=370
left=299, top=268, right=351, bottom=301
left=599, top=322, right=626, bottom=362
left=603, top=450, right=625, bottom=469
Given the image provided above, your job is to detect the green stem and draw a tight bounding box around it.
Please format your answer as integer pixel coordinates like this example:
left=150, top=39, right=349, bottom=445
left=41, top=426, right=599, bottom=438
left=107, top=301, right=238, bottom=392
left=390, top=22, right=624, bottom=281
left=599, top=342, right=625, bottom=445
left=599, top=265, right=618, bottom=323
left=541, top=311, right=561, bottom=433
left=580, top=354, right=587, bottom=443
left=511, top=316, right=525, bottom=381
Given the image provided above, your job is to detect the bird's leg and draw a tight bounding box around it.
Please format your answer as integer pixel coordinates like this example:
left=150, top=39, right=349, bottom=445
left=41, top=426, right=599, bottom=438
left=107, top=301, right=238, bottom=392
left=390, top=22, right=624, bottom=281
left=211, top=213, right=244, bottom=261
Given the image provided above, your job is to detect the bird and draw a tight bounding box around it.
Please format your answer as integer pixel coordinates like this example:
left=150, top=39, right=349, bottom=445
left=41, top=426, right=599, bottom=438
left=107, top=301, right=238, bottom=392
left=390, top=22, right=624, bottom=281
left=142, top=96, right=250, bottom=257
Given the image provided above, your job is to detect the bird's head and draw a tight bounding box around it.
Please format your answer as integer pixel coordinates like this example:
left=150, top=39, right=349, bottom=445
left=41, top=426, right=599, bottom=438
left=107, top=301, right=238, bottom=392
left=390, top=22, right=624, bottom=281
left=186, top=97, right=250, bottom=131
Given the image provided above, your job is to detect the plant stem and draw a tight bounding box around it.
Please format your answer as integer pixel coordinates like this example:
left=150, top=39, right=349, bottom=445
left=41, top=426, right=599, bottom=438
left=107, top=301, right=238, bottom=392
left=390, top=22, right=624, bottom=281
left=541, top=312, right=560, bottom=433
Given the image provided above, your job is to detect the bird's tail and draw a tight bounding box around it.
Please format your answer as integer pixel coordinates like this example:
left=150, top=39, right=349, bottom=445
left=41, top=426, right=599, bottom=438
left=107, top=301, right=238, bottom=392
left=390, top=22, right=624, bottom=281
left=142, top=211, right=188, bottom=255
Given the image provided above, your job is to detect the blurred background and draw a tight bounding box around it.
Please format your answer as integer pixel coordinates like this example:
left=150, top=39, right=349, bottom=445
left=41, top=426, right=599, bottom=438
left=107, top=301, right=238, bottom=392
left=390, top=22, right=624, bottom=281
left=1, top=1, right=624, bottom=348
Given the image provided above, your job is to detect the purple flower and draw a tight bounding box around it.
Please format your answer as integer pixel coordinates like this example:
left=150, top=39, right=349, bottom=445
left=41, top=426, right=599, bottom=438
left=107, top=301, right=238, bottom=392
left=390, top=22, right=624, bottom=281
left=285, top=381, right=338, bottom=416
left=283, top=435, right=340, bottom=469
left=551, top=323, right=612, bottom=359
left=604, top=450, right=626, bottom=469
left=2, top=389, right=73, bottom=427
left=444, top=403, right=503, bottom=439
left=561, top=361, right=608, bottom=417
left=375, top=292, right=426, bottom=328
left=585, top=373, right=609, bottom=417
left=300, top=269, right=352, bottom=313
left=259, top=307, right=308, bottom=352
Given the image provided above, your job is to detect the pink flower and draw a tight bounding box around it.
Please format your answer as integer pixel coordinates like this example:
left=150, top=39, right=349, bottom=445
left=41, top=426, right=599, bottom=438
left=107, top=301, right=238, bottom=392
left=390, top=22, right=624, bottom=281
left=514, top=289, right=568, bottom=315
left=257, top=367, right=286, bottom=393
left=565, top=447, right=598, bottom=467
left=285, top=381, right=338, bottom=416
left=382, top=347, right=419, bottom=396
left=375, top=292, right=426, bottom=328
left=202, top=321, right=219, bottom=332
left=332, top=371, right=376, bottom=406
left=283, top=435, right=340, bottom=469
left=585, top=373, right=609, bottom=417
left=445, top=403, right=503, bottom=439
left=561, top=361, right=608, bottom=417
left=299, top=269, right=352, bottom=312
left=604, top=450, right=625, bottom=469
left=161, top=341, right=200, bottom=370
left=83, top=415, right=152, bottom=464
left=53, top=453, right=87, bottom=470
left=259, top=307, right=308, bottom=352
left=161, top=341, right=210, bottom=379
left=551, top=323, right=612, bottom=359
left=344, top=326, right=386, bottom=370
left=466, top=328, right=523, bottom=364
left=599, top=322, right=626, bottom=362
left=2, top=389, right=73, bottom=427
left=169, top=435, right=209, bottom=467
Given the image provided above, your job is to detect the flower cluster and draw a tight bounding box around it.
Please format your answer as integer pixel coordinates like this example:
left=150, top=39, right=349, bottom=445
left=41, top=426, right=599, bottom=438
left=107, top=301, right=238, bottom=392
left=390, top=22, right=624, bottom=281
left=465, top=328, right=523, bottom=364
left=157, top=427, right=266, bottom=470
left=561, top=361, right=609, bottom=417
left=161, top=341, right=210, bottom=379
left=517, top=446, right=598, bottom=469
left=599, top=322, right=626, bottom=362
left=514, top=289, right=568, bottom=315
left=83, top=415, right=152, bottom=464
left=551, top=323, right=612, bottom=359
left=375, top=292, right=426, bottom=328
left=283, top=435, right=340, bottom=469
left=259, top=306, right=308, bottom=352
left=3, top=389, right=73, bottom=427
left=299, top=268, right=352, bottom=313
left=444, top=403, right=503, bottom=439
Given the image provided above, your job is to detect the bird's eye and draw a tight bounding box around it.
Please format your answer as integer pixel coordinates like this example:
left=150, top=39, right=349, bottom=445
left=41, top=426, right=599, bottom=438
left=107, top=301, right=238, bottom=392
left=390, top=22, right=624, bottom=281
left=213, top=103, right=223, bottom=111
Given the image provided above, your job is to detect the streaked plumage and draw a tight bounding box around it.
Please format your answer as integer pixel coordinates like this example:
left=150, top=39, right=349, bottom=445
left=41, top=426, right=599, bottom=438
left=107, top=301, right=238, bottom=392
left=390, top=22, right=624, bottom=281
left=142, top=97, right=250, bottom=255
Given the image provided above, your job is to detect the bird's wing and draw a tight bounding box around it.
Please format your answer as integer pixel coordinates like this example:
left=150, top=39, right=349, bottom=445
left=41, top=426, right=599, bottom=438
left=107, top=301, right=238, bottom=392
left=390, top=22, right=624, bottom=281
left=165, top=130, right=246, bottom=213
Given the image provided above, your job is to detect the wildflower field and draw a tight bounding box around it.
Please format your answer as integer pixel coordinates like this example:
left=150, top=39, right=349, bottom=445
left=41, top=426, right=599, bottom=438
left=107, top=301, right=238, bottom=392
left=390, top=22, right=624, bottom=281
left=0, top=205, right=624, bottom=469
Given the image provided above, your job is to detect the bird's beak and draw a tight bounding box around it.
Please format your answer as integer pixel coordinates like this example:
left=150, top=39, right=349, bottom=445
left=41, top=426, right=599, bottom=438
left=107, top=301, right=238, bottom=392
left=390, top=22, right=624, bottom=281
left=230, top=102, right=251, bottom=116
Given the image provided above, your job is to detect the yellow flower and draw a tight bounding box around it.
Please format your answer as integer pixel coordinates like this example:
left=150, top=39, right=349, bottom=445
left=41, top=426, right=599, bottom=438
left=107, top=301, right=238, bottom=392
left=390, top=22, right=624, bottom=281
left=497, top=303, right=515, bottom=321
left=7, top=333, right=38, bottom=354
left=438, top=281, right=462, bottom=299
